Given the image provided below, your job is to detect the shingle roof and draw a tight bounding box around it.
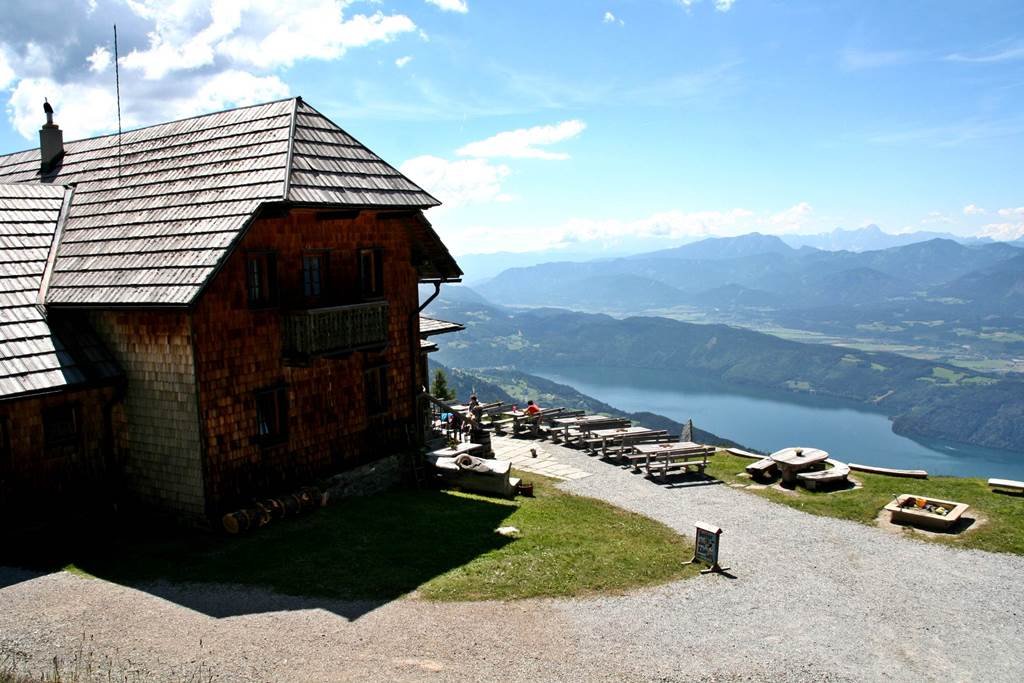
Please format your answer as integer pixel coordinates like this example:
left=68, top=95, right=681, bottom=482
left=419, top=315, right=464, bottom=337
left=0, top=98, right=445, bottom=306
left=0, top=183, right=121, bottom=399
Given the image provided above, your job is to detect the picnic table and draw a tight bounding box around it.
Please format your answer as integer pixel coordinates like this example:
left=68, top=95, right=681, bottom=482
left=770, top=447, right=829, bottom=487
left=553, top=415, right=630, bottom=445
left=589, top=426, right=667, bottom=456
left=633, top=441, right=716, bottom=481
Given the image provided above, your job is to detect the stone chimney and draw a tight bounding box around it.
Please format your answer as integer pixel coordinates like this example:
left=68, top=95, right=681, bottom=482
left=39, top=99, right=64, bottom=173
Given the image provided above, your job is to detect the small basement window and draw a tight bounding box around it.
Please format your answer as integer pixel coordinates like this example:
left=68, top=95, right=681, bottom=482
left=359, top=248, right=384, bottom=300
left=247, top=251, right=278, bottom=308
left=364, top=364, right=390, bottom=417
left=255, top=386, right=288, bottom=445
left=43, top=404, right=79, bottom=451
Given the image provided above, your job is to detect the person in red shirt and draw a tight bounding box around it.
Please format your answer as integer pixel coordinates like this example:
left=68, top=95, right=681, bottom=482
left=524, top=400, right=541, bottom=415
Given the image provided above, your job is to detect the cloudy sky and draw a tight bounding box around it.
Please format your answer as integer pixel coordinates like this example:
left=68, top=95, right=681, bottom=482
left=1, top=0, right=1023, bottom=255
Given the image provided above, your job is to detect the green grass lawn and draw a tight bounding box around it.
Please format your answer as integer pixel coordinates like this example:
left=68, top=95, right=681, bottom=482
left=3, top=473, right=694, bottom=603
left=705, top=453, right=1024, bottom=555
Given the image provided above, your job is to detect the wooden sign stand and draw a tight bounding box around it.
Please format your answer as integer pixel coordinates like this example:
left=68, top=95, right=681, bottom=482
left=688, top=521, right=729, bottom=574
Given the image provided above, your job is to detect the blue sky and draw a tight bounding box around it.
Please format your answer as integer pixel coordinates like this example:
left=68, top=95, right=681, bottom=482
left=1, top=0, right=1023, bottom=255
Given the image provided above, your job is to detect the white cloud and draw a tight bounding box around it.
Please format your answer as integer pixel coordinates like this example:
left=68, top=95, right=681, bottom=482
left=0, top=49, right=14, bottom=89
left=678, top=0, right=735, bottom=12
left=395, top=55, right=413, bottom=68
left=981, top=209, right=1024, bottom=241
left=920, top=211, right=954, bottom=226
left=218, top=9, right=415, bottom=70
left=769, top=201, right=813, bottom=229
left=603, top=11, right=624, bottom=26
left=86, top=45, right=112, bottom=73
left=946, top=44, right=1024, bottom=64
left=979, top=221, right=1024, bottom=241
left=963, top=204, right=986, bottom=215
left=120, top=2, right=416, bottom=77
left=399, top=155, right=512, bottom=209
left=1, top=0, right=422, bottom=141
left=840, top=48, right=916, bottom=72
left=456, top=120, right=586, bottom=160
left=165, top=69, right=289, bottom=120
left=8, top=77, right=122, bottom=140
left=425, top=0, right=468, bottom=13
left=439, top=204, right=834, bottom=255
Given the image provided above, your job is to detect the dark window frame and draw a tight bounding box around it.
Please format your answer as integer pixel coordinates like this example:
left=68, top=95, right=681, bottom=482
left=0, top=416, right=10, bottom=467
left=364, top=364, right=390, bottom=417
left=302, top=250, right=330, bottom=302
left=254, top=385, right=289, bottom=446
left=42, top=403, right=80, bottom=456
left=358, top=248, right=384, bottom=301
left=246, top=250, right=278, bottom=309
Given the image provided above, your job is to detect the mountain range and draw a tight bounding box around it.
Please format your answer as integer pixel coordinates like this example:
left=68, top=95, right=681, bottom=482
left=455, top=225, right=1019, bottom=283
left=468, top=233, right=1024, bottom=362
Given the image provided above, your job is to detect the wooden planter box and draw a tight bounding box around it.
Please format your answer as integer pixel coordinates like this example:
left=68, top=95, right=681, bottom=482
left=884, top=494, right=969, bottom=532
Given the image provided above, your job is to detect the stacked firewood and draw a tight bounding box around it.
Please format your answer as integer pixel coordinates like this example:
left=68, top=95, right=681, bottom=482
left=221, top=485, right=325, bottom=534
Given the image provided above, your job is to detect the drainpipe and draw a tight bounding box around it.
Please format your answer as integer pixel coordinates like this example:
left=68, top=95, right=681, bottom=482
left=418, top=281, right=442, bottom=313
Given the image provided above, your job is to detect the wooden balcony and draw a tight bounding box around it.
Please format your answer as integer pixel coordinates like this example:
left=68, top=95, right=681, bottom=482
left=283, top=301, right=389, bottom=358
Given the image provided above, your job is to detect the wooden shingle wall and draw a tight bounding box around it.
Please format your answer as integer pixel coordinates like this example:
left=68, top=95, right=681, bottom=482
left=88, top=310, right=205, bottom=521
left=191, top=210, right=422, bottom=513
left=0, top=385, right=121, bottom=517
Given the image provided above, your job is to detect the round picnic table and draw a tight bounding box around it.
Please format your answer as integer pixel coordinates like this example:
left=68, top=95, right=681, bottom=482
left=770, top=447, right=829, bottom=487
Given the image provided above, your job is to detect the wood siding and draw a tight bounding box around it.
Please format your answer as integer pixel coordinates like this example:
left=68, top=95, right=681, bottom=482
left=0, top=385, right=122, bottom=518
left=191, top=210, right=422, bottom=513
left=88, top=311, right=206, bottom=521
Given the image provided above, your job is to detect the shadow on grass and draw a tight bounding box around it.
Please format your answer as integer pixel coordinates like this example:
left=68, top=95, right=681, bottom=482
left=651, top=472, right=725, bottom=490
left=0, top=488, right=516, bottom=620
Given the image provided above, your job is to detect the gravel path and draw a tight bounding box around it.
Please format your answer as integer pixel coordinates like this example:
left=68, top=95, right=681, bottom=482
left=3, top=437, right=1023, bottom=682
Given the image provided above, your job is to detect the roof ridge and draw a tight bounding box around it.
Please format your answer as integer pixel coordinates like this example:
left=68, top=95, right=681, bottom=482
left=37, top=185, right=74, bottom=311
left=0, top=97, right=299, bottom=159
left=282, top=96, right=300, bottom=200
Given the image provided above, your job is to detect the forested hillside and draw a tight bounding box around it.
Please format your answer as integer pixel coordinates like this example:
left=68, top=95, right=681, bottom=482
left=428, top=298, right=1024, bottom=452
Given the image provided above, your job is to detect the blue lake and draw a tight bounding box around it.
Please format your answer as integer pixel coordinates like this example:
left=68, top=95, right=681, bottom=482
left=533, top=366, right=1024, bottom=480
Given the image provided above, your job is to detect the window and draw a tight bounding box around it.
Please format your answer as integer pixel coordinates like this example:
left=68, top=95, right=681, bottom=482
left=43, top=404, right=79, bottom=453
left=359, top=248, right=384, bottom=299
left=246, top=251, right=277, bottom=308
left=255, top=386, right=288, bottom=445
left=302, top=251, right=329, bottom=300
left=0, top=416, right=9, bottom=467
left=364, top=364, right=389, bottom=416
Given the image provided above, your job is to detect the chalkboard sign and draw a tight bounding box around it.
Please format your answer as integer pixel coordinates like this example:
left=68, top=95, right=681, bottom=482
left=692, top=522, right=727, bottom=574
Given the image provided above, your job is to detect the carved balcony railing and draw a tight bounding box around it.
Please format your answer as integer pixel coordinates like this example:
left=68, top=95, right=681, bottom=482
left=283, top=301, right=389, bottom=358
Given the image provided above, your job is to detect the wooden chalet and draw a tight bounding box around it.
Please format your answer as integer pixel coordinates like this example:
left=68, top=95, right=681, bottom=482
left=0, top=97, right=462, bottom=525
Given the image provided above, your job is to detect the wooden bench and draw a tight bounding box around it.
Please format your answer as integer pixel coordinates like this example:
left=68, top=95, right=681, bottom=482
left=988, top=478, right=1024, bottom=493
left=745, top=458, right=778, bottom=480
left=514, top=407, right=568, bottom=438
left=797, top=460, right=851, bottom=490
left=582, top=430, right=668, bottom=456
left=643, top=446, right=716, bottom=482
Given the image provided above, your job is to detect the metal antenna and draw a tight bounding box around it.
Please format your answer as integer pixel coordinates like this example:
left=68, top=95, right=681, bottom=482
left=114, top=24, right=123, bottom=184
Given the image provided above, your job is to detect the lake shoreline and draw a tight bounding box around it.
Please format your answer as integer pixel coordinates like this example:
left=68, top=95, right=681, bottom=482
left=529, top=365, right=1024, bottom=480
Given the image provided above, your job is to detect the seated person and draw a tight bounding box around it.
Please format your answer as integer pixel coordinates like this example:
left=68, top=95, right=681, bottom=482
left=467, top=394, right=484, bottom=423
left=524, top=399, right=541, bottom=415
